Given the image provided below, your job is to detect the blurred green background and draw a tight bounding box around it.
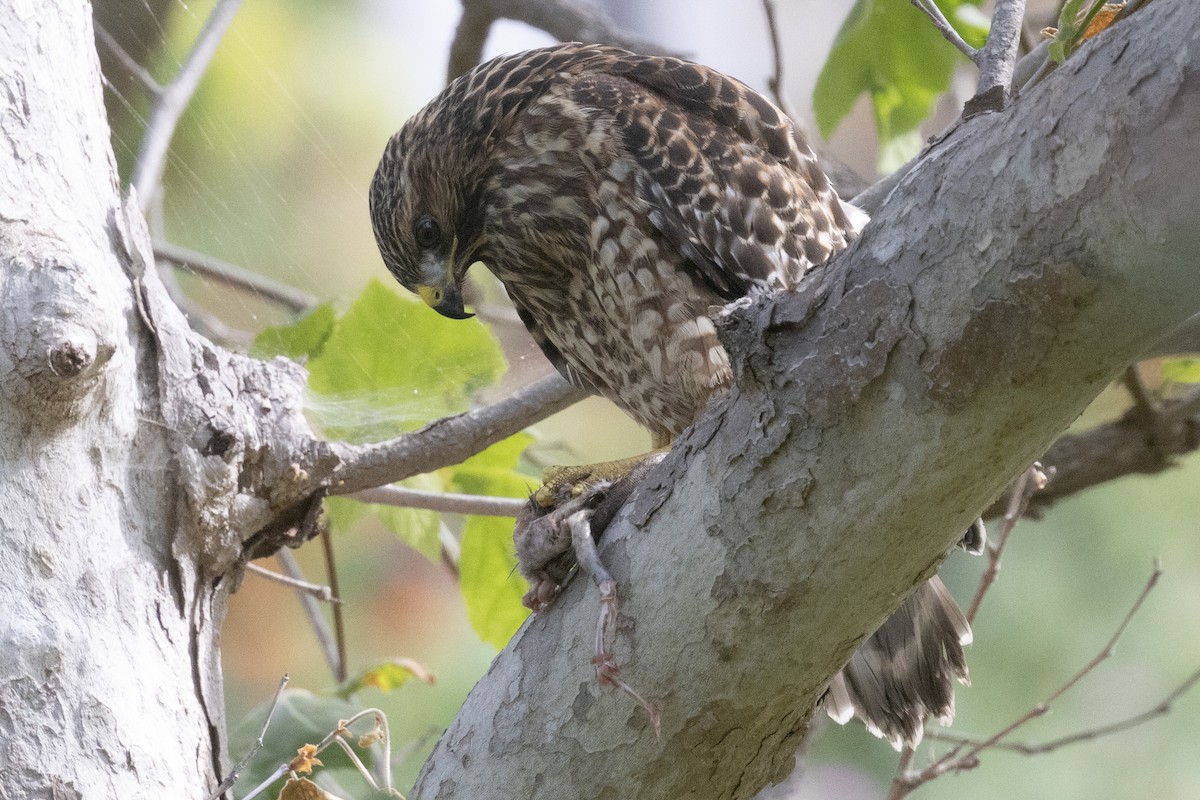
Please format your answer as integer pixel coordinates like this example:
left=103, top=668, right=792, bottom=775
left=95, top=0, right=1200, bottom=797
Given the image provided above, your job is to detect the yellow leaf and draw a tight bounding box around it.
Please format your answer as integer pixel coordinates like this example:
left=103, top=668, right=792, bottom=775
left=288, top=743, right=323, bottom=774
left=1084, top=3, right=1124, bottom=39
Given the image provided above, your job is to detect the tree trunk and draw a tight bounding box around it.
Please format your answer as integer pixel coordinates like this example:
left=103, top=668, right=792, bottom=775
left=0, top=2, right=230, bottom=796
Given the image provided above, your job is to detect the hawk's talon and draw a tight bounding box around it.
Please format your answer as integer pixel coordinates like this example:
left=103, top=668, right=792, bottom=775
left=536, top=451, right=667, bottom=508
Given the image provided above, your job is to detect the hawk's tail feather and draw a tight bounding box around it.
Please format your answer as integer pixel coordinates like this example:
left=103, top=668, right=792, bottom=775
left=824, top=575, right=971, bottom=750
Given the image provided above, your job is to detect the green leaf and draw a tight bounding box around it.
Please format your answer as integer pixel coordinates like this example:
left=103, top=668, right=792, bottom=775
left=252, top=303, right=336, bottom=362
left=459, top=514, right=531, bottom=649
left=814, top=0, right=985, bottom=169
left=309, top=278, right=502, bottom=406
left=1162, top=357, right=1200, bottom=385
left=282, top=279, right=506, bottom=442
left=337, top=658, right=437, bottom=698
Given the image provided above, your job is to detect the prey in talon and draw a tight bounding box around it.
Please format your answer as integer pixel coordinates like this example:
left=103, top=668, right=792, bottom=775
left=372, top=43, right=975, bottom=748
left=514, top=454, right=666, bottom=734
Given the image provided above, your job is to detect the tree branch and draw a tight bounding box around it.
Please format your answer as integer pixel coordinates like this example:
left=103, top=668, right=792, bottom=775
left=350, top=485, right=526, bottom=516
left=447, top=0, right=682, bottom=82
left=153, top=240, right=318, bottom=314
left=411, top=3, right=1200, bottom=795
left=911, top=0, right=978, bottom=61
left=326, top=373, right=587, bottom=496
left=933, top=664, right=1200, bottom=755
left=894, top=565, right=1164, bottom=795
left=130, top=0, right=244, bottom=208
left=974, top=0, right=1027, bottom=104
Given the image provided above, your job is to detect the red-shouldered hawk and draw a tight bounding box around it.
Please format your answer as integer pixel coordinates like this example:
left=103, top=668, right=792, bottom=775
left=369, top=42, right=970, bottom=749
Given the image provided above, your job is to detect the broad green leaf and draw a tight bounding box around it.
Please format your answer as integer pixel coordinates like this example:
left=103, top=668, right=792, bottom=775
left=1162, top=357, right=1200, bottom=385
left=459, top=514, right=531, bottom=648
left=337, top=657, right=437, bottom=698
left=308, top=278, right=502, bottom=409
left=252, top=303, right=336, bottom=362
left=268, top=279, right=506, bottom=442
left=814, top=0, right=985, bottom=169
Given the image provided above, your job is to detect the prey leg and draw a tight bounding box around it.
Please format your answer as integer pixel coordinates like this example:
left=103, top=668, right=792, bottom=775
left=566, top=508, right=661, bottom=737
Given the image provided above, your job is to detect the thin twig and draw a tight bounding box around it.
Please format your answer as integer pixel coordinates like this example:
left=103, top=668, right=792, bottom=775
left=94, top=23, right=162, bottom=94
left=911, top=0, right=978, bottom=60
left=966, top=463, right=1048, bottom=623
left=130, top=0, right=245, bottom=208
left=350, top=484, right=525, bottom=517
left=240, top=708, right=393, bottom=800
left=208, top=673, right=290, bottom=800
left=894, top=564, right=1164, bottom=796
left=974, top=0, right=1028, bottom=105
left=321, top=527, right=348, bottom=683
left=934, top=665, right=1200, bottom=755
left=1123, top=363, right=1159, bottom=418
left=439, top=522, right=462, bottom=576
left=327, top=372, right=588, bottom=496
left=760, top=0, right=796, bottom=119
left=154, top=240, right=318, bottom=314
left=275, top=550, right=341, bottom=677
left=246, top=562, right=339, bottom=602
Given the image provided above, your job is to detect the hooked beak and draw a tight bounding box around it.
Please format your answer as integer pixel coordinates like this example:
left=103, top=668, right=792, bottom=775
left=416, top=236, right=473, bottom=319
left=416, top=281, right=473, bottom=320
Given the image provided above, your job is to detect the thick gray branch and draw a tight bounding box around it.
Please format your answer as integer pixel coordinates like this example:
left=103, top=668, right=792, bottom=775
left=413, top=3, right=1200, bottom=797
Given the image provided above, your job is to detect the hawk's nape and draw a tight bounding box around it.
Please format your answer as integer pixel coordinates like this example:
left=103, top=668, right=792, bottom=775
left=370, top=42, right=970, bottom=749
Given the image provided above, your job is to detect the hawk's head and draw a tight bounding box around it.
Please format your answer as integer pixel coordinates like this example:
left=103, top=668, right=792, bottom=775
left=368, top=105, right=486, bottom=320
left=370, top=44, right=631, bottom=320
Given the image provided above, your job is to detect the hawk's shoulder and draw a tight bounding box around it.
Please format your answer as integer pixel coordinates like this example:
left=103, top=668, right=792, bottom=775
left=560, top=49, right=860, bottom=296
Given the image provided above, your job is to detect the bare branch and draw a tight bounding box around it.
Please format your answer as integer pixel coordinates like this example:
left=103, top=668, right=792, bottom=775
left=447, top=0, right=682, bottom=82
left=911, top=0, right=978, bottom=60
left=350, top=484, right=526, bottom=517
left=970, top=0, right=1028, bottom=113
left=934, top=665, right=1200, bottom=755
left=320, top=527, right=348, bottom=683
left=893, top=565, right=1164, bottom=796
left=327, top=373, right=588, bottom=496
left=209, top=673, right=290, bottom=800
left=246, top=562, right=338, bottom=602
left=1123, top=362, right=1159, bottom=418
left=760, top=0, right=795, bottom=119
left=130, top=0, right=245, bottom=209
left=154, top=240, right=318, bottom=314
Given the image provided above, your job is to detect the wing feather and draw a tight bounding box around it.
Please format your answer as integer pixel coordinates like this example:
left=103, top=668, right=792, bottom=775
left=569, top=52, right=860, bottom=298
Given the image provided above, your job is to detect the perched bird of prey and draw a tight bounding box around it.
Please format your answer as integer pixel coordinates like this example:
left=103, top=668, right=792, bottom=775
left=370, top=42, right=971, bottom=748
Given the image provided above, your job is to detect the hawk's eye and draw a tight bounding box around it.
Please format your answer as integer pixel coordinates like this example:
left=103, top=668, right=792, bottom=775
left=413, top=216, right=441, bottom=249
